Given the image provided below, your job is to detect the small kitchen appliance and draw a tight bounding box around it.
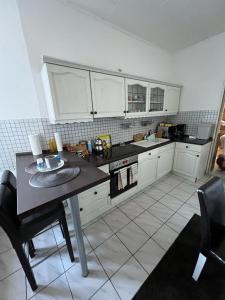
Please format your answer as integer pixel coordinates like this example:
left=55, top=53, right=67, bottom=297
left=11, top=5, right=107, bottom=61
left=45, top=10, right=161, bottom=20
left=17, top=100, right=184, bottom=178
left=176, top=124, right=186, bottom=138
left=93, top=138, right=103, bottom=154
left=157, top=123, right=186, bottom=139
left=197, top=123, right=214, bottom=139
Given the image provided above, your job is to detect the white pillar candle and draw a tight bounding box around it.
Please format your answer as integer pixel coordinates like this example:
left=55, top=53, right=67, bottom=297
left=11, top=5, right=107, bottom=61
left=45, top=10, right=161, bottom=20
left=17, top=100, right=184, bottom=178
left=54, top=132, right=63, bottom=152
left=28, top=134, right=42, bottom=156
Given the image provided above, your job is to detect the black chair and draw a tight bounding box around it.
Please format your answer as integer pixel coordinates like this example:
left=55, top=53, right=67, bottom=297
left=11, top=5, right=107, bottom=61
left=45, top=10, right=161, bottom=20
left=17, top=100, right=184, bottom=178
left=0, top=170, right=75, bottom=291
left=192, top=176, right=225, bottom=281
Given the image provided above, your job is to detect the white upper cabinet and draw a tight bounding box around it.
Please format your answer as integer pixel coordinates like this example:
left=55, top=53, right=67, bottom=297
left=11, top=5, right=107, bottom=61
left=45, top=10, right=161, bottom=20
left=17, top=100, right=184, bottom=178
left=164, top=86, right=180, bottom=114
left=90, top=72, right=125, bottom=118
left=125, top=79, right=149, bottom=117
left=41, top=59, right=181, bottom=123
left=41, top=63, right=93, bottom=123
left=149, top=83, right=166, bottom=114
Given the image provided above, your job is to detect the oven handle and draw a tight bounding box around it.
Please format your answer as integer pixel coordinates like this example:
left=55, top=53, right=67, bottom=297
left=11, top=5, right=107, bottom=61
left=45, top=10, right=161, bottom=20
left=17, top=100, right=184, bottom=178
left=109, top=161, right=138, bottom=174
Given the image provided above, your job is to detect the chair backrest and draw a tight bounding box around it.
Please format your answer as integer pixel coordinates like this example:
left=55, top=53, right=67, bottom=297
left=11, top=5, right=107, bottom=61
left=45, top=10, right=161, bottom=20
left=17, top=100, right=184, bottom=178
left=197, top=176, right=225, bottom=254
left=1, top=170, right=17, bottom=193
left=0, top=172, right=20, bottom=241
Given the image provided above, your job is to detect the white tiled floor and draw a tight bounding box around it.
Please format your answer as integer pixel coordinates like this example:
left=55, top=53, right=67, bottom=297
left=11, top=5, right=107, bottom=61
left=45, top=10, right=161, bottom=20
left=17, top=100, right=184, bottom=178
left=0, top=172, right=209, bottom=300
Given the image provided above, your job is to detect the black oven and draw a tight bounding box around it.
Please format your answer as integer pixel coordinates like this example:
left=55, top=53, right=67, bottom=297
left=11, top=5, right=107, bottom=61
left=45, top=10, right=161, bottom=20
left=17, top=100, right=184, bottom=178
left=109, top=155, right=138, bottom=199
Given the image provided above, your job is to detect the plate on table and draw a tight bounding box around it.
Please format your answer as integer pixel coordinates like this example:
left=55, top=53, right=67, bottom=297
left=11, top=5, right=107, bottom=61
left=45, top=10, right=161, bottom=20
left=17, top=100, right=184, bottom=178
left=37, top=160, right=64, bottom=172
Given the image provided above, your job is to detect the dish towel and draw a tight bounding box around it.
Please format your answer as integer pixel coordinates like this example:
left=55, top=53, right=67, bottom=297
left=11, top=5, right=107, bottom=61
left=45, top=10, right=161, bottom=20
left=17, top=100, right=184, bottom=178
left=117, top=168, right=128, bottom=190
left=130, top=163, right=138, bottom=184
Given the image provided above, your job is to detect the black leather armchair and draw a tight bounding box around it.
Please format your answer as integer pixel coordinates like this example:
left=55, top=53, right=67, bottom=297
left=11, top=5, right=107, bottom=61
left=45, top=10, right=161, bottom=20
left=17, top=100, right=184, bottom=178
left=192, top=176, right=225, bottom=281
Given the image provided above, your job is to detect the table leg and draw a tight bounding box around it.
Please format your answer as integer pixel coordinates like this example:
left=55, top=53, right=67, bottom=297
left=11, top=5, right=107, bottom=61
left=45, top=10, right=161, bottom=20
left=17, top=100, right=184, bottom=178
left=68, top=195, right=89, bottom=277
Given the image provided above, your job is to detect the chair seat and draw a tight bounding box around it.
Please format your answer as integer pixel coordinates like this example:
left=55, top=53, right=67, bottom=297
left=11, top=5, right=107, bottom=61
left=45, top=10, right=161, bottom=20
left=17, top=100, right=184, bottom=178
left=0, top=170, right=75, bottom=291
left=21, top=203, right=64, bottom=225
left=211, top=222, right=225, bottom=251
left=19, top=203, right=65, bottom=242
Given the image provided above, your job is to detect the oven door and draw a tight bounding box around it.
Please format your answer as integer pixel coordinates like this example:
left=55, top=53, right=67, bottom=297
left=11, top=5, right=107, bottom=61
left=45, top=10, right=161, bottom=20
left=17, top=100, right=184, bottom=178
left=110, top=162, right=138, bottom=199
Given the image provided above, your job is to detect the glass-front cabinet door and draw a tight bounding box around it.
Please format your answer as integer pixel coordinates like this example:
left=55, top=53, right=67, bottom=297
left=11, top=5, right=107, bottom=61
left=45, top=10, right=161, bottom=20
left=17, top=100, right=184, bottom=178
left=149, top=84, right=166, bottom=113
left=125, top=79, right=149, bottom=116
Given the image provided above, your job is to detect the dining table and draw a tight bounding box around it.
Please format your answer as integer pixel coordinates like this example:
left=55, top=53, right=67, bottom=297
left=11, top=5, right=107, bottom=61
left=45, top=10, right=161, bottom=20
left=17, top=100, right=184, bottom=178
left=16, top=151, right=110, bottom=277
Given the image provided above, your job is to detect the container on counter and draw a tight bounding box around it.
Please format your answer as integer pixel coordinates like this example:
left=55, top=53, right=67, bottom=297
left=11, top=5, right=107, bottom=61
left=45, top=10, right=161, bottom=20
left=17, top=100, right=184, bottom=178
left=87, top=140, right=92, bottom=153
left=49, top=138, right=57, bottom=153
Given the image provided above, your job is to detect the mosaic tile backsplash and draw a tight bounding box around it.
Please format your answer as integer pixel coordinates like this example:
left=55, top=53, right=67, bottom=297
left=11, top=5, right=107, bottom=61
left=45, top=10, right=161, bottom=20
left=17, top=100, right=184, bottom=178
left=169, top=110, right=218, bottom=136
left=0, top=110, right=218, bottom=172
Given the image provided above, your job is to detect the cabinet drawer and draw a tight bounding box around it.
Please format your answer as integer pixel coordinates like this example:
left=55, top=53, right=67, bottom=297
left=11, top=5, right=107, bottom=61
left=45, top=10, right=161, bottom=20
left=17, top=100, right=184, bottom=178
left=138, top=149, right=159, bottom=161
left=78, top=181, right=110, bottom=203
left=79, top=194, right=109, bottom=212
left=158, top=142, right=175, bottom=153
left=175, top=142, right=201, bottom=153
left=80, top=203, right=110, bottom=226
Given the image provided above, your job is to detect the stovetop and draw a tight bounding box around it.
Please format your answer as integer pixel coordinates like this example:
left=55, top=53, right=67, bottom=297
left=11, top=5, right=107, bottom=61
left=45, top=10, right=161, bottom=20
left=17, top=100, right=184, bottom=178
left=83, top=143, right=140, bottom=166
left=105, top=144, right=137, bottom=159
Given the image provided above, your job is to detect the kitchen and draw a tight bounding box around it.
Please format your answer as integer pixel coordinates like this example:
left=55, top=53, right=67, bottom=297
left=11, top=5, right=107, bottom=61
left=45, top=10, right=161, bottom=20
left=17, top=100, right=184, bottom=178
left=1, top=0, right=225, bottom=299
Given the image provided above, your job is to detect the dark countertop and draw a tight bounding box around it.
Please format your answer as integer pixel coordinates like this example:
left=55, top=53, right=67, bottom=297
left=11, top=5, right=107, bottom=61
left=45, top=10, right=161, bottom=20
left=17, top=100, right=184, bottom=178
left=16, top=151, right=110, bottom=219
left=171, top=137, right=212, bottom=145
left=84, top=140, right=173, bottom=167
left=84, top=137, right=212, bottom=167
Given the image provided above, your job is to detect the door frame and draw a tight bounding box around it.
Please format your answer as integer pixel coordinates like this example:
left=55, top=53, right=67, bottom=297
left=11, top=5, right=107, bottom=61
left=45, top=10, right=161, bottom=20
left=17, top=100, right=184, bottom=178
left=206, top=83, right=225, bottom=172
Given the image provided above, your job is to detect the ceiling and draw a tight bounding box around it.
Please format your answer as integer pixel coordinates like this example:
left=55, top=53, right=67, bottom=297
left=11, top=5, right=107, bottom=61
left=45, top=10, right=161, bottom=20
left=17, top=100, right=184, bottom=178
left=67, top=0, right=225, bottom=52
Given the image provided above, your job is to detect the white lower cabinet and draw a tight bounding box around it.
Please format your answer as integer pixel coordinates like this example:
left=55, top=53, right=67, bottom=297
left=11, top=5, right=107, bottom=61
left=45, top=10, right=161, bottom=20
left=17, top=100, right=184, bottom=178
left=138, top=149, right=158, bottom=190
left=78, top=180, right=110, bottom=226
left=173, top=150, right=199, bottom=178
left=138, top=143, right=175, bottom=190
left=157, top=144, right=175, bottom=179
left=173, top=142, right=211, bottom=181
left=77, top=141, right=211, bottom=226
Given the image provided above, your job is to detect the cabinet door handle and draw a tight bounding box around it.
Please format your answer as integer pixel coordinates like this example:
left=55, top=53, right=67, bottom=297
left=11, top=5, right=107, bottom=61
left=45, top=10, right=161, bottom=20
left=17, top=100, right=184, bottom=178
left=148, top=153, right=151, bottom=155
left=158, top=156, right=160, bottom=158
left=90, top=111, right=93, bottom=114
left=165, top=109, right=168, bottom=112
left=80, top=208, right=83, bottom=211
left=123, top=110, right=126, bottom=113
left=196, top=155, right=199, bottom=157
left=94, top=111, right=97, bottom=114
left=186, top=146, right=189, bottom=148
left=94, top=191, right=98, bottom=195
left=127, top=110, right=129, bottom=113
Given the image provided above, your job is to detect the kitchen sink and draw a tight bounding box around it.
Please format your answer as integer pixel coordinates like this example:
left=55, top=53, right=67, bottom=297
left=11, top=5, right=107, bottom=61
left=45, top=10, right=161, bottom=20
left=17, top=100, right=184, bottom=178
left=131, top=138, right=170, bottom=148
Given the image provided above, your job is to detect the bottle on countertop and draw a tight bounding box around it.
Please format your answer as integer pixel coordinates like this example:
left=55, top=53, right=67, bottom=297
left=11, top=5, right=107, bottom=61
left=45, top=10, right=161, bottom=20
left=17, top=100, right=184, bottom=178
left=87, top=140, right=92, bottom=153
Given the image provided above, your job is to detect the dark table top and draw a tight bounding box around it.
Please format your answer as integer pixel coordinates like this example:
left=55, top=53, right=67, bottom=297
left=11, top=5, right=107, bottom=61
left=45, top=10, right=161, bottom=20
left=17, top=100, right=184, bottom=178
left=16, top=151, right=110, bottom=219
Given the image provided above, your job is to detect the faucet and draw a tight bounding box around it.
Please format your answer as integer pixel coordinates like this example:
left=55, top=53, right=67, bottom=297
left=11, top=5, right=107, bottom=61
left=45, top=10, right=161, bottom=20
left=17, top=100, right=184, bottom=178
left=148, top=129, right=153, bottom=136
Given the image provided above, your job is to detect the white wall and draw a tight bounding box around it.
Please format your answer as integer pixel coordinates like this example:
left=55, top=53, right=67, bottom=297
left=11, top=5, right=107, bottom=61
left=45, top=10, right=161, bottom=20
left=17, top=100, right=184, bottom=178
left=174, top=31, right=225, bottom=112
left=0, top=0, right=39, bottom=119
left=16, top=0, right=175, bottom=118
left=4, top=0, right=224, bottom=119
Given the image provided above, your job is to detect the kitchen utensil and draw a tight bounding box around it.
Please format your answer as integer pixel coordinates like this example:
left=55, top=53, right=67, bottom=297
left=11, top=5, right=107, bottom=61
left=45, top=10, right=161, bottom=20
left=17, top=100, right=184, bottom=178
left=94, top=138, right=103, bottom=154
left=147, top=133, right=156, bottom=142
left=45, top=155, right=60, bottom=169
left=29, top=167, right=80, bottom=188
left=97, top=134, right=112, bottom=148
